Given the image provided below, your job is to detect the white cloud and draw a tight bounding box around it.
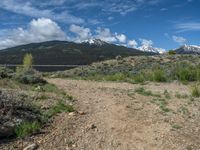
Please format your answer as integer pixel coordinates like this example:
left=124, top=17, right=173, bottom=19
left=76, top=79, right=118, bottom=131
left=139, top=38, right=153, bottom=47
left=0, top=17, right=167, bottom=52
left=160, top=8, right=168, bottom=11
left=0, top=0, right=84, bottom=24
left=115, top=34, right=127, bottom=43
left=175, top=22, right=200, bottom=32
left=29, top=18, right=66, bottom=40
left=0, top=18, right=67, bottom=49
left=94, top=28, right=128, bottom=43
left=95, top=27, right=117, bottom=43
left=128, top=40, right=138, bottom=48
left=172, top=36, right=187, bottom=44
left=102, top=0, right=162, bottom=15
left=108, top=16, right=114, bottom=21
left=69, top=24, right=92, bottom=42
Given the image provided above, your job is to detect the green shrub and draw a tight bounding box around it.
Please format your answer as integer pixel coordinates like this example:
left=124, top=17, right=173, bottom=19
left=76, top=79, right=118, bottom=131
left=0, top=67, right=13, bottom=79
left=45, top=101, right=74, bottom=118
left=174, top=62, right=199, bottom=82
left=191, top=85, right=200, bottom=97
left=133, top=73, right=145, bottom=83
left=168, top=50, right=176, bottom=55
left=14, top=69, right=46, bottom=85
left=14, top=121, right=41, bottom=138
left=152, top=69, right=167, bottom=82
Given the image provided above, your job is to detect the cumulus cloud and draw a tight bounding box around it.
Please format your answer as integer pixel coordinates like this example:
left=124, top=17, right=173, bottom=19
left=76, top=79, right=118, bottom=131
left=139, top=38, right=154, bottom=47
left=0, top=17, right=166, bottom=53
left=128, top=40, right=138, bottom=48
left=115, top=34, right=127, bottom=43
left=69, top=24, right=92, bottom=42
left=0, top=21, right=130, bottom=49
left=95, top=27, right=117, bottom=43
left=94, top=28, right=129, bottom=43
left=172, top=35, right=187, bottom=44
left=0, top=18, right=67, bottom=49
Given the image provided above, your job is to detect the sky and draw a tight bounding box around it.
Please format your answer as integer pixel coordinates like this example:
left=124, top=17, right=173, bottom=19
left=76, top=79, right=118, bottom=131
left=0, top=0, right=199, bottom=51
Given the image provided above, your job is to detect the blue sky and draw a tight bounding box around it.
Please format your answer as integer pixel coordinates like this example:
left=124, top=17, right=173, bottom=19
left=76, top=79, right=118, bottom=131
left=0, top=0, right=199, bottom=50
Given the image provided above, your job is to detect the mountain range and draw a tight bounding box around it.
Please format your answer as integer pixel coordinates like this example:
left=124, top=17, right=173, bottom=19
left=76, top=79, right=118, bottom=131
left=174, top=44, right=200, bottom=55
left=0, top=39, right=199, bottom=71
left=0, top=39, right=154, bottom=71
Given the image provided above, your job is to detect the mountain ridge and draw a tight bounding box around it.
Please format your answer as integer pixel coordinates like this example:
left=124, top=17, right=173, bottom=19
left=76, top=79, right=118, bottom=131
left=0, top=40, right=154, bottom=71
left=174, top=44, right=200, bottom=54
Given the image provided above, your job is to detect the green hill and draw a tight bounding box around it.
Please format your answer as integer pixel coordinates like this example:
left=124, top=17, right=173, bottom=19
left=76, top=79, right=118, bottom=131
left=0, top=40, right=154, bottom=71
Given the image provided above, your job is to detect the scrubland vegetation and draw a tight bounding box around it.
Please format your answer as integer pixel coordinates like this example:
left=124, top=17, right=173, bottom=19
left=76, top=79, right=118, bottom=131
left=1, top=54, right=200, bottom=149
left=0, top=54, right=74, bottom=140
left=56, top=55, right=200, bottom=83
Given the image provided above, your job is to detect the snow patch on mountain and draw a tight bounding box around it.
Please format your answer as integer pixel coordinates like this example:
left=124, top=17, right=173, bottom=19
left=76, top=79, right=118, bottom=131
left=83, top=39, right=108, bottom=46
left=178, top=44, right=200, bottom=53
left=138, top=45, right=165, bottom=54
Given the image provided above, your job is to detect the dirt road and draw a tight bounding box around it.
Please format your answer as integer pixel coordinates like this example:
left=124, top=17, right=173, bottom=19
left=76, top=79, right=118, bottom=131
left=2, top=79, right=199, bottom=150
left=43, top=79, right=199, bottom=150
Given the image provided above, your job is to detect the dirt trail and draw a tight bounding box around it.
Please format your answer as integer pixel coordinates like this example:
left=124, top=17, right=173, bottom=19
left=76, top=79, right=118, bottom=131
left=40, top=78, right=199, bottom=150
left=3, top=79, right=199, bottom=150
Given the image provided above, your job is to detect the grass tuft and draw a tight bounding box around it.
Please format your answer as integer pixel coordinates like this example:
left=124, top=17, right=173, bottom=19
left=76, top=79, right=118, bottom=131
left=44, top=101, right=74, bottom=119
left=151, top=98, right=171, bottom=112
left=191, top=85, right=200, bottom=97
left=14, top=121, right=41, bottom=138
left=135, top=87, right=160, bottom=97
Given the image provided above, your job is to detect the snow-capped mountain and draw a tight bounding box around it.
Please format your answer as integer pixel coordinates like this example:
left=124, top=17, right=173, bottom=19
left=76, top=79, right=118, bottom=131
left=83, top=39, right=165, bottom=54
left=175, top=44, right=200, bottom=54
left=138, top=45, right=165, bottom=54
left=83, top=39, right=108, bottom=46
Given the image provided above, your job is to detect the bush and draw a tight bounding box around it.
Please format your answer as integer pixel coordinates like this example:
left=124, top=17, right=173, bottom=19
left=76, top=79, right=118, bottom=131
left=168, top=50, right=176, bottom=55
left=14, top=69, right=46, bottom=84
left=174, top=62, right=199, bottom=82
left=0, top=90, right=42, bottom=138
left=133, top=73, right=145, bottom=83
left=0, top=67, right=13, bottom=79
left=191, top=85, right=200, bottom=97
left=152, top=69, right=167, bottom=82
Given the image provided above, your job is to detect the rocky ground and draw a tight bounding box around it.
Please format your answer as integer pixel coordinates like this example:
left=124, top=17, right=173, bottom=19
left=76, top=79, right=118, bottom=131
left=1, top=79, right=200, bottom=150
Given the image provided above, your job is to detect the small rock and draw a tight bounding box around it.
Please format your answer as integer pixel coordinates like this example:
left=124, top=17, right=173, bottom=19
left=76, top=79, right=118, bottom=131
left=72, top=144, right=77, bottom=148
left=23, top=143, right=38, bottom=150
left=68, top=112, right=75, bottom=116
left=41, top=105, right=50, bottom=110
left=78, top=111, right=85, bottom=115
left=90, top=124, right=97, bottom=129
